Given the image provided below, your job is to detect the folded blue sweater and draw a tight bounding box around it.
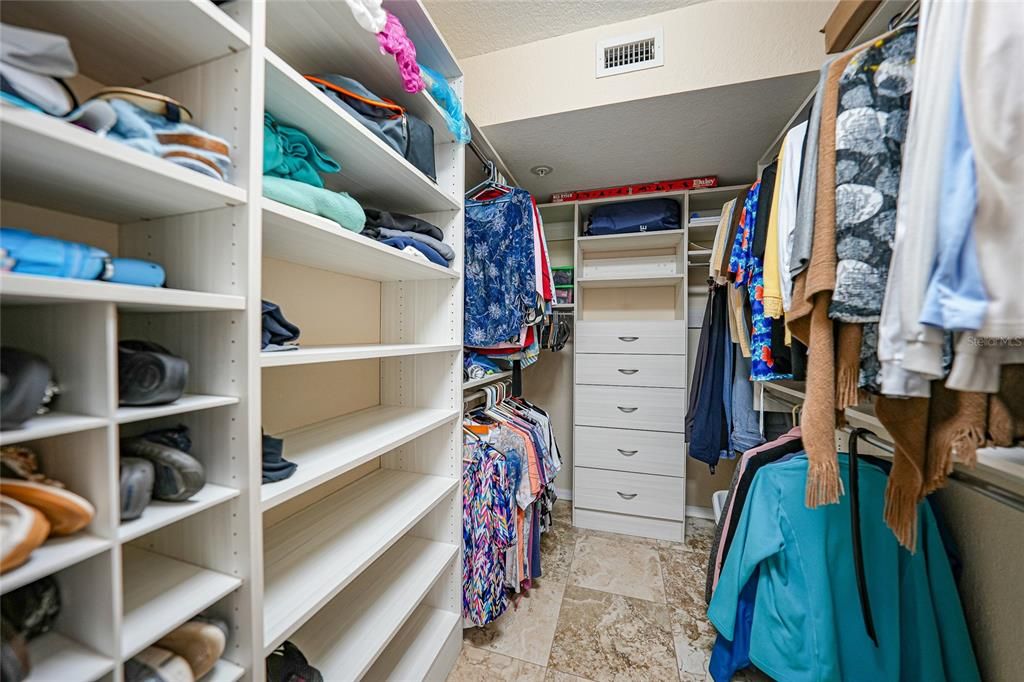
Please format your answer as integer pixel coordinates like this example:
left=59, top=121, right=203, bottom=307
left=263, top=176, right=365, bottom=233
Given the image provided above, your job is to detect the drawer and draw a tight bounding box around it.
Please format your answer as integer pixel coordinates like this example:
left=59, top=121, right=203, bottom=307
left=575, top=467, right=684, bottom=521
left=576, top=320, right=684, bottom=355
left=577, top=353, right=685, bottom=388
left=575, top=385, right=684, bottom=432
left=574, top=426, right=685, bottom=477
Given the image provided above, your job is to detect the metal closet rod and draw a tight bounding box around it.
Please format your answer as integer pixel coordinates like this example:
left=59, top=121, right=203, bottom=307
left=762, top=389, right=1024, bottom=512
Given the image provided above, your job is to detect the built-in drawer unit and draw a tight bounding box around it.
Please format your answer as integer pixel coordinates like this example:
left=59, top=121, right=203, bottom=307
left=575, top=385, right=685, bottom=432
left=576, top=320, right=684, bottom=355
left=576, top=353, right=686, bottom=388
left=574, top=426, right=685, bottom=477
left=575, top=467, right=684, bottom=521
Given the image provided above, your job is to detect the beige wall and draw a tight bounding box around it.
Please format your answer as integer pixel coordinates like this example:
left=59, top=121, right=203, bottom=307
left=462, top=0, right=831, bottom=128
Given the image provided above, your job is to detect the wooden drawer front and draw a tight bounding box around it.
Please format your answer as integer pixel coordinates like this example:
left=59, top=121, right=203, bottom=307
left=575, top=467, right=684, bottom=521
left=574, top=426, right=684, bottom=477
left=576, top=320, right=684, bottom=355
left=575, top=385, right=684, bottom=433
left=577, top=353, right=685, bottom=388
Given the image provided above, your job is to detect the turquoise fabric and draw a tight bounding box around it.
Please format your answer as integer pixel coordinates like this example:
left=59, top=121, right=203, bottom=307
left=708, top=454, right=979, bottom=682
left=263, top=176, right=365, bottom=233
left=263, top=112, right=339, bottom=188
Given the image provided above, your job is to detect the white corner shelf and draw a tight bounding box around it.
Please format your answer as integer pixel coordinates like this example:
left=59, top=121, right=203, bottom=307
left=261, top=405, right=459, bottom=510
left=116, top=394, right=239, bottom=425
left=577, top=230, right=685, bottom=253
left=578, top=274, right=685, bottom=289
left=364, top=605, right=460, bottom=682
left=118, top=483, right=241, bottom=543
left=264, top=0, right=456, bottom=144
left=262, top=469, right=457, bottom=653
left=264, top=51, right=460, bottom=215
left=202, top=658, right=247, bottom=682
left=289, top=536, right=457, bottom=681
left=462, top=371, right=513, bottom=391
left=0, top=273, right=245, bottom=313
left=552, top=303, right=576, bottom=311
left=260, top=343, right=460, bottom=368
left=121, top=546, right=242, bottom=659
left=262, top=199, right=458, bottom=282
left=0, top=534, right=111, bottom=595
left=25, top=632, right=115, bottom=682
left=0, top=412, right=108, bottom=447
left=0, top=0, right=250, bottom=86
left=0, top=106, right=247, bottom=223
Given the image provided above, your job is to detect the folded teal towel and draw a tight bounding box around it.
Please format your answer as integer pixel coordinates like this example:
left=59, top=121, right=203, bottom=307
left=263, top=176, right=366, bottom=233
left=264, top=112, right=340, bottom=188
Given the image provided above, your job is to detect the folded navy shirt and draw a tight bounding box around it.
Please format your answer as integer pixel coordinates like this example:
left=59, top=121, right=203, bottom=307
left=381, top=235, right=448, bottom=266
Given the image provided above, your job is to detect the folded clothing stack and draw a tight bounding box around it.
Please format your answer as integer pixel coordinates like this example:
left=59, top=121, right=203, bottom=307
left=361, top=208, right=452, bottom=266
left=261, top=300, right=300, bottom=352
left=263, top=113, right=366, bottom=233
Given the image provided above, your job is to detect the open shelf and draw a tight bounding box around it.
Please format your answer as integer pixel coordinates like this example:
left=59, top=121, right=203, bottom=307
left=262, top=199, right=457, bottom=282
left=577, top=230, right=685, bottom=253
left=0, top=106, right=247, bottom=223
left=264, top=0, right=456, bottom=144
left=262, top=469, right=457, bottom=653
left=463, top=371, right=513, bottom=391
left=116, top=394, right=239, bottom=425
left=578, top=274, right=685, bottom=289
left=364, top=605, right=460, bottom=682
left=0, top=0, right=249, bottom=86
left=202, top=658, right=246, bottom=682
left=0, top=273, right=245, bottom=312
left=261, top=406, right=459, bottom=510
left=0, top=534, right=110, bottom=595
left=289, top=536, right=457, bottom=680
left=260, top=343, right=460, bottom=368
left=121, top=546, right=241, bottom=659
left=118, top=483, right=241, bottom=543
left=26, top=632, right=114, bottom=682
left=0, top=412, right=108, bottom=447
left=264, top=51, right=459, bottom=215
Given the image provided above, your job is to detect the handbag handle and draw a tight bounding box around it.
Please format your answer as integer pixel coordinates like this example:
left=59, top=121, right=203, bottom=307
left=616, top=406, right=638, bottom=413
left=616, top=491, right=638, bottom=500
left=616, top=449, right=638, bottom=456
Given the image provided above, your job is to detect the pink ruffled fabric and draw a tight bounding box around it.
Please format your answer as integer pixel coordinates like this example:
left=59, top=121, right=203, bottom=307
left=376, top=11, right=424, bottom=93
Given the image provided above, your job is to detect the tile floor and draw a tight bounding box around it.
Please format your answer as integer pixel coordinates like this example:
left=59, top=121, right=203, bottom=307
left=448, top=501, right=768, bottom=682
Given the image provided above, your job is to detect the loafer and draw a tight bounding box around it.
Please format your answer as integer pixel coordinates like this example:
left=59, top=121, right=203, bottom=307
left=0, top=480, right=93, bottom=536
left=120, top=457, right=155, bottom=522
left=156, top=617, right=228, bottom=679
left=120, top=438, right=204, bottom=502
left=124, top=646, right=194, bottom=682
left=0, top=497, right=49, bottom=573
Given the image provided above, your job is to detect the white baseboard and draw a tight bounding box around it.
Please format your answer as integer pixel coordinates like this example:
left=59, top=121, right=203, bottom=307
left=686, top=505, right=715, bottom=521
left=555, top=487, right=572, bottom=501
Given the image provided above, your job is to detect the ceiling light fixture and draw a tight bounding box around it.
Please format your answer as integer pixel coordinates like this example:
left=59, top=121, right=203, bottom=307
left=530, top=165, right=553, bottom=177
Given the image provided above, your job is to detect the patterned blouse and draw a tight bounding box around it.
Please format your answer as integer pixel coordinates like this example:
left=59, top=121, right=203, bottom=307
left=730, top=182, right=793, bottom=382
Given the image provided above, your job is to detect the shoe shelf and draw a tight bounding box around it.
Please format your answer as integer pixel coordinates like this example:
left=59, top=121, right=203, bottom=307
left=0, top=412, right=109, bottom=447
left=25, top=631, right=116, bottom=682
left=118, top=483, right=241, bottom=543
left=120, top=546, right=242, bottom=659
left=0, top=273, right=245, bottom=312
left=288, top=536, right=458, bottom=681
left=115, top=394, right=240, bottom=425
left=202, top=658, right=247, bottom=682
left=364, top=605, right=461, bottom=682
left=0, top=534, right=111, bottom=595
left=262, top=469, right=458, bottom=654
left=0, top=106, right=247, bottom=224
left=261, top=405, right=460, bottom=511
left=262, top=199, right=459, bottom=282
left=259, top=342, right=460, bottom=368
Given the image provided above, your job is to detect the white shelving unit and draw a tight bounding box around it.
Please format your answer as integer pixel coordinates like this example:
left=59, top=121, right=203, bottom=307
left=1, top=1, right=466, bottom=680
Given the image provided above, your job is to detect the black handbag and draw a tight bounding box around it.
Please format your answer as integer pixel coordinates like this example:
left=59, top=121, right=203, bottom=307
left=0, top=348, right=54, bottom=430
left=118, top=340, right=188, bottom=406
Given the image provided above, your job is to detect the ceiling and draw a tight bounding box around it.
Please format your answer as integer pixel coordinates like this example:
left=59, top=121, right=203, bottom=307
left=478, top=71, right=818, bottom=200
left=424, top=0, right=705, bottom=58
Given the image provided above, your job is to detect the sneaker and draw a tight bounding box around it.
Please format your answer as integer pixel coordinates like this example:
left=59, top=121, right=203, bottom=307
left=1, top=576, right=61, bottom=640
left=120, top=457, right=155, bottom=522
left=120, top=437, right=204, bottom=502
left=1, top=618, right=29, bottom=682
left=0, top=497, right=49, bottom=573
left=124, top=646, right=194, bottom=682
left=156, top=617, right=228, bottom=679
left=0, top=480, right=93, bottom=536
left=266, top=641, right=323, bottom=682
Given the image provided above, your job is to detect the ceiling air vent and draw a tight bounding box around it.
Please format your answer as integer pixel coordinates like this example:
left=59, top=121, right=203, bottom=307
left=596, top=28, right=664, bottom=78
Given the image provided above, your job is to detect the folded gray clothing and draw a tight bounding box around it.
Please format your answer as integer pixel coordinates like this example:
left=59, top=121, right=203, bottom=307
left=363, top=208, right=444, bottom=241
left=376, top=227, right=454, bottom=262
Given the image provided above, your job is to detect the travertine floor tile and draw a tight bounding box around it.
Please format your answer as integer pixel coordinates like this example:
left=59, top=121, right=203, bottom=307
left=464, top=580, right=566, bottom=666
left=447, top=645, right=546, bottom=682
left=569, top=534, right=666, bottom=603
left=659, top=545, right=710, bottom=612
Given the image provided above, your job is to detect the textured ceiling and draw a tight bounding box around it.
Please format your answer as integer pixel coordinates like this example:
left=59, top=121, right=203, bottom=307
left=424, top=0, right=705, bottom=58
left=478, top=71, right=819, bottom=200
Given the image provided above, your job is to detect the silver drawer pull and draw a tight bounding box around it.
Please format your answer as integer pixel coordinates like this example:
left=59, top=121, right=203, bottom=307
left=616, top=491, right=638, bottom=500
left=617, top=369, right=639, bottom=375
left=617, top=449, right=638, bottom=457
left=616, top=406, right=638, bottom=413
left=617, top=336, right=639, bottom=342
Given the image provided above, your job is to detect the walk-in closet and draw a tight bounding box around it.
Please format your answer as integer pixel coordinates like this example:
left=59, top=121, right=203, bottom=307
left=0, top=1, right=1020, bottom=681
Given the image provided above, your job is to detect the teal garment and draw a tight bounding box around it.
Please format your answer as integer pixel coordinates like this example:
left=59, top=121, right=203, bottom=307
left=263, top=176, right=366, bottom=233
left=263, top=112, right=340, bottom=188
left=708, top=455, right=979, bottom=682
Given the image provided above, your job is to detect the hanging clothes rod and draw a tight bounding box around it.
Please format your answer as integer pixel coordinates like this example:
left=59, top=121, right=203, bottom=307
left=463, top=378, right=513, bottom=405
left=761, top=388, right=1024, bottom=512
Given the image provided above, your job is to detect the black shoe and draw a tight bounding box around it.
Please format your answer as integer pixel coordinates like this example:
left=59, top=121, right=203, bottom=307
left=266, top=641, right=323, bottom=682
left=1, top=577, right=60, bottom=641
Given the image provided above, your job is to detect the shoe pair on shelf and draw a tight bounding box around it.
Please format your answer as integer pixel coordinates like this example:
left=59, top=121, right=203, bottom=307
left=0, top=446, right=94, bottom=573
left=124, top=617, right=229, bottom=682
left=120, top=424, right=207, bottom=523
left=1, top=576, right=61, bottom=682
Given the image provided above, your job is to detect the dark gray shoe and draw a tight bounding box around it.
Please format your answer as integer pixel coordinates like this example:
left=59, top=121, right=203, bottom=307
left=120, top=438, right=204, bottom=502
